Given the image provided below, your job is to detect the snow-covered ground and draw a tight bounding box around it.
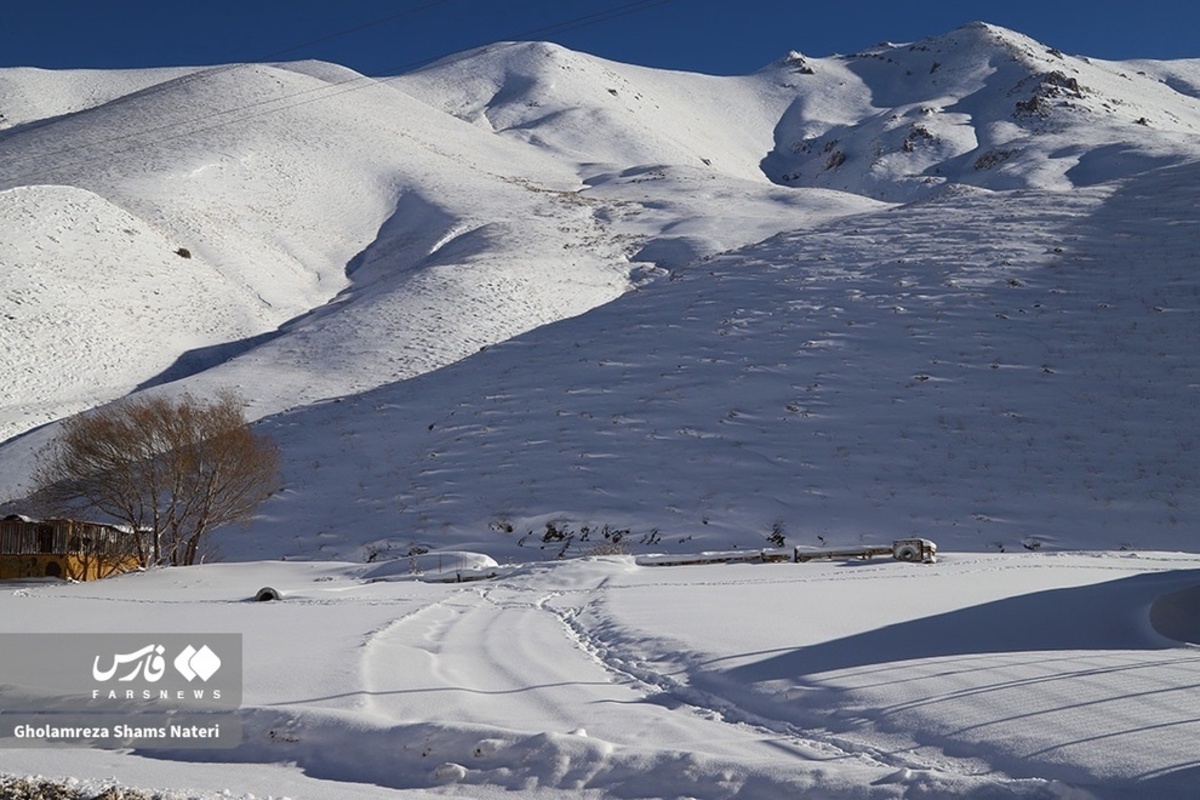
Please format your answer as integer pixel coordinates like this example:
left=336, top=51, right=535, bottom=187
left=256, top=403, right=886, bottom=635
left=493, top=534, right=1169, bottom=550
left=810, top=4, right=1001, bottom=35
left=2, top=19, right=1200, bottom=799
left=4, top=551, right=1200, bottom=798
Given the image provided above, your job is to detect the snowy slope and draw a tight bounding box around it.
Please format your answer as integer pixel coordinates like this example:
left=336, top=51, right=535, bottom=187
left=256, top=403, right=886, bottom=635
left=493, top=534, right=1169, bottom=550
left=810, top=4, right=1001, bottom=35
left=226, top=160, right=1200, bottom=563
left=0, top=59, right=627, bottom=443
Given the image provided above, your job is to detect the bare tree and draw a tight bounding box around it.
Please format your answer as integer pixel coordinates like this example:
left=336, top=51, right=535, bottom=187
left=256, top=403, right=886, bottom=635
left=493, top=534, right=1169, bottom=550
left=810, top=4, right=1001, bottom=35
left=31, top=390, right=279, bottom=567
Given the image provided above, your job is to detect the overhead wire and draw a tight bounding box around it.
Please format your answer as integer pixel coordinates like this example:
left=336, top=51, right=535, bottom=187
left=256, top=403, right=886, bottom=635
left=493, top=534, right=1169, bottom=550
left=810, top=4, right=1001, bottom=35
left=252, top=0, right=457, bottom=63
left=0, top=0, right=676, bottom=184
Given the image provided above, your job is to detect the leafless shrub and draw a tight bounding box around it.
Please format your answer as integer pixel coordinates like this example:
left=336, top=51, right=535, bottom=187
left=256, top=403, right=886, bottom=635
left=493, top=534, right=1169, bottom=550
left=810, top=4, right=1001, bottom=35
left=31, top=390, right=279, bottom=567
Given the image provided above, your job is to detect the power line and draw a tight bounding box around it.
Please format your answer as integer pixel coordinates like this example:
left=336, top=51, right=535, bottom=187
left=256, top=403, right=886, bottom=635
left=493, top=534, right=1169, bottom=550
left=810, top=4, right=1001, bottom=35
left=1, top=0, right=675, bottom=184
left=252, top=0, right=457, bottom=63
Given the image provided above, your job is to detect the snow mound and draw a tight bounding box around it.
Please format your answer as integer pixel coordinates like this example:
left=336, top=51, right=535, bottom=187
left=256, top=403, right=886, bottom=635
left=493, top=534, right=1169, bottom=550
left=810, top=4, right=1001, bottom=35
left=361, top=551, right=499, bottom=582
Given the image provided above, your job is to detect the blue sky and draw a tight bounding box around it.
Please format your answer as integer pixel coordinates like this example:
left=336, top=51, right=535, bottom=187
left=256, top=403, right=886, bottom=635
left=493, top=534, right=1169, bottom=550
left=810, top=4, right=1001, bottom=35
left=1, top=1, right=1194, bottom=75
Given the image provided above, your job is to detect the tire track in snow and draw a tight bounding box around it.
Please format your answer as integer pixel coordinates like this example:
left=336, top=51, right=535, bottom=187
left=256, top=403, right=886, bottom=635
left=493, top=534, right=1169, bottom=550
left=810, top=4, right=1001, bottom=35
left=356, top=572, right=900, bottom=774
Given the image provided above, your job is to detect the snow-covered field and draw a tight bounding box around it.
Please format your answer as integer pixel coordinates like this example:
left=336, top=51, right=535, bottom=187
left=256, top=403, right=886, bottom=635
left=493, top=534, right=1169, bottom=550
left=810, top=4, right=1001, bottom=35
left=3, top=20, right=1200, bottom=799
left=4, top=551, right=1200, bottom=798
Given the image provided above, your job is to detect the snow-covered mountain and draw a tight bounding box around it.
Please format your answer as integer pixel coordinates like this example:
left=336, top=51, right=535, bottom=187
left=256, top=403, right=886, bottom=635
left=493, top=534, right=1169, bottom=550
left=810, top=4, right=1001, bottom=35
left=761, top=23, right=1200, bottom=198
left=1, top=21, right=1198, bottom=562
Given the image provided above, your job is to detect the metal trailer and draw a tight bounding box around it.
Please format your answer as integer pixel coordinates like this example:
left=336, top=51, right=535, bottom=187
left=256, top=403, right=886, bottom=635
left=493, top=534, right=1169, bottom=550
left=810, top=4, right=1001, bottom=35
left=793, top=538, right=937, bottom=564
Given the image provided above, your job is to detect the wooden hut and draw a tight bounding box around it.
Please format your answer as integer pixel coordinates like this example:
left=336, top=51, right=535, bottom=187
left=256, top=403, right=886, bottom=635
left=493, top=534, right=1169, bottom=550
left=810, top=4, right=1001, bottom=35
left=0, top=515, right=142, bottom=581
